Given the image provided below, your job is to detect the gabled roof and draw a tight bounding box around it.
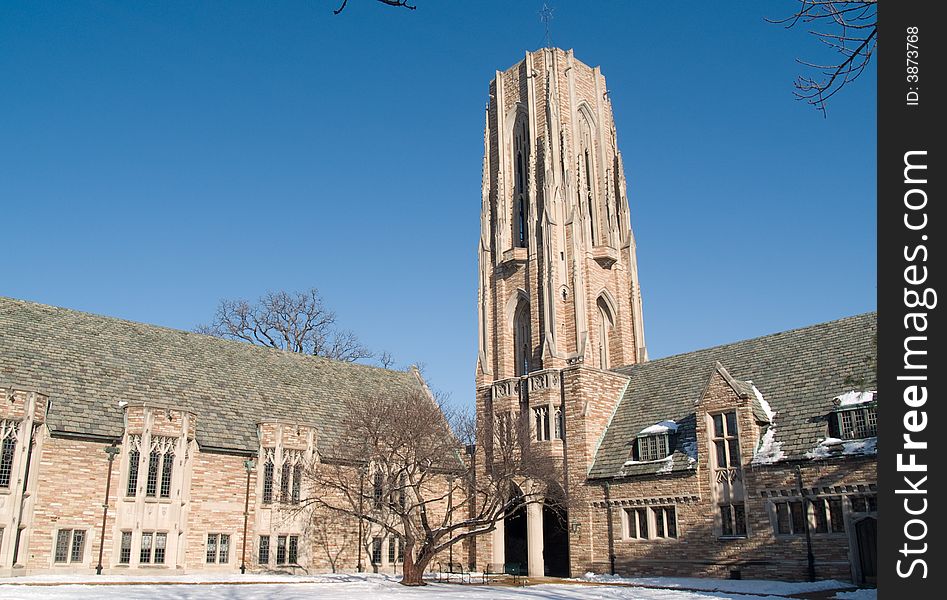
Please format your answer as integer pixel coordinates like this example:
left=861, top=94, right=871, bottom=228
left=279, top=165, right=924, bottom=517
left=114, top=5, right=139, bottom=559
left=0, top=297, right=423, bottom=454
left=590, top=312, right=877, bottom=479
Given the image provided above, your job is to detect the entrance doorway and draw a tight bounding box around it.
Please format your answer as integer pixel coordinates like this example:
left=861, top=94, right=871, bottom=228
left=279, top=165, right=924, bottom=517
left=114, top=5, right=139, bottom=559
left=855, top=517, right=877, bottom=585
left=503, top=485, right=527, bottom=575
left=542, top=492, right=569, bottom=577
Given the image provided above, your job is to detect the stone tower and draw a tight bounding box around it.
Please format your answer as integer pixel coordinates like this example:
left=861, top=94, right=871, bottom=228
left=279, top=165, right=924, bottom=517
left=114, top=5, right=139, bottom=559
left=473, top=48, right=647, bottom=578
left=476, top=47, right=646, bottom=387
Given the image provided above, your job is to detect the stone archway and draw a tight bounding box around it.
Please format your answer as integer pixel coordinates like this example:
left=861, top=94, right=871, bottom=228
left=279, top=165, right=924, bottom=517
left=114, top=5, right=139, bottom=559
left=542, top=483, right=570, bottom=577
left=503, top=484, right=528, bottom=575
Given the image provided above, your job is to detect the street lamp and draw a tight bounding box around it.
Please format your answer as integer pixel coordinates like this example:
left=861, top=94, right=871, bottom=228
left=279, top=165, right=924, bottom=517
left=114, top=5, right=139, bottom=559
left=96, top=443, right=121, bottom=575
left=240, top=458, right=256, bottom=574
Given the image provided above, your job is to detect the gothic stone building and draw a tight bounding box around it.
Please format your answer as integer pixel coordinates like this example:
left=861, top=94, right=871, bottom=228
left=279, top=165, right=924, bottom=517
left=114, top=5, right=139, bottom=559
left=0, top=297, right=428, bottom=576
left=472, top=48, right=877, bottom=584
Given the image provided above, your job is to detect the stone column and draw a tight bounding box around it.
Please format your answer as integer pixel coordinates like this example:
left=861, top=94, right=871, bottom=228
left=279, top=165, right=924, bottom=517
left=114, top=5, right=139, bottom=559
left=527, top=501, right=544, bottom=577
left=491, top=518, right=505, bottom=569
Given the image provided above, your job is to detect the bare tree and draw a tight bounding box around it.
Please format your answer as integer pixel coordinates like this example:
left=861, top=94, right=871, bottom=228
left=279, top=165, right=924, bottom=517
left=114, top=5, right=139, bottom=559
left=301, top=388, right=558, bottom=585
left=196, top=288, right=373, bottom=362
left=332, top=0, right=416, bottom=15
left=769, top=0, right=876, bottom=116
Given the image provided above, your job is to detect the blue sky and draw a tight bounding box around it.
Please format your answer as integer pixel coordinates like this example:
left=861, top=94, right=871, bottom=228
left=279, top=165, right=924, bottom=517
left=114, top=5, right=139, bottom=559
left=0, top=1, right=876, bottom=411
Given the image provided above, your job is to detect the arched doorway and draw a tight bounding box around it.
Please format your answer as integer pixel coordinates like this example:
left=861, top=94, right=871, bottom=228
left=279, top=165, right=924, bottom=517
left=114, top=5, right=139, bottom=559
left=855, top=517, right=877, bottom=585
left=503, top=484, right=528, bottom=575
left=542, top=483, right=570, bottom=577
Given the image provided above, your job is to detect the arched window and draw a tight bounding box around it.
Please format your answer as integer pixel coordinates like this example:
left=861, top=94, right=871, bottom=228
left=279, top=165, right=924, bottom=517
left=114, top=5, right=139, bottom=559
left=513, top=113, right=530, bottom=248
left=513, top=299, right=532, bottom=376
left=597, top=296, right=615, bottom=369
left=578, top=112, right=598, bottom=245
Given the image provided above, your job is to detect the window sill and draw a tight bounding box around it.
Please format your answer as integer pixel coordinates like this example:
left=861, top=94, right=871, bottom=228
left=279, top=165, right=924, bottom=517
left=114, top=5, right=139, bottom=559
left=717, top=535, right=748, bottom=541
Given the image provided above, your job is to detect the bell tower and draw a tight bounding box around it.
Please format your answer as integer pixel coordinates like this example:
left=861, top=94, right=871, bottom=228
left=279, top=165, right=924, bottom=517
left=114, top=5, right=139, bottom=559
left=476, top=47, right=646, bottom=388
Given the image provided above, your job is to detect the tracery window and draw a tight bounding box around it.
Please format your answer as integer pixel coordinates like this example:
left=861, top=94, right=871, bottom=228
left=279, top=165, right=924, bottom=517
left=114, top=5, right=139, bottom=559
left=578, top=112, right=598, bottom=245
left=533, top=406, right=550, bottom=441
left=597, top=296, right=615, bottom=369
left=0, top=420, right=19, bottom=489
left=126, top=443, right=141, bottom=497
left=262, top=457, right=275, bottom=504
left=513, top=299, right=531, bottom=377
left=513, top=113, right=530, bottom=248
left=144, top=435, right=176, bottom=499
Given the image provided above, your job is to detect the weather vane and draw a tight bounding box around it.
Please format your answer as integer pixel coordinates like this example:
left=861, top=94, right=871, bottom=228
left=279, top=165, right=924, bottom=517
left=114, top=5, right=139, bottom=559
left=539, top=3, right=554, bottom=48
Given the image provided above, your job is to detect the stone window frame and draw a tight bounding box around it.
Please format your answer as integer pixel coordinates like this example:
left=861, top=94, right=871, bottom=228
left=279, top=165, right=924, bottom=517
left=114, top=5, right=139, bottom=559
left=144, top=435, right=177, bottom=499
left=371, top=536, right=383, bottom=565
left=532, top=406, right=550, bottom=442
left=719, top=502, right=747, bottom=538
left=622, top=507, right=649, bottom=540
left=511, top=109, right=530, bottom=249
left=710, top=410, right=741, bottom=470
left=0, top=419, right=19, bottom=490
left=834, top=404, right=878, bottom=440
left=634, top=433, right=671, bottom=462
left=770, top=496, right=847, bottom=537
left=621, top=506, right=679, bottom=542
left=206, top=533, right=231, bottom=565
left=118, top=531, right=132, bottom=564
left=53, top=528, right=87, bottom=564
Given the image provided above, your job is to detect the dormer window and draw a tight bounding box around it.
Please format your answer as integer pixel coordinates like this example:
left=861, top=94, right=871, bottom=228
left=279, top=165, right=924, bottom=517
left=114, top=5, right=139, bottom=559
left=635, top=434, right=669, bottom=461
left=831, top=391, right=877, bottom=439
left=632, top=420, right=677, bottom=462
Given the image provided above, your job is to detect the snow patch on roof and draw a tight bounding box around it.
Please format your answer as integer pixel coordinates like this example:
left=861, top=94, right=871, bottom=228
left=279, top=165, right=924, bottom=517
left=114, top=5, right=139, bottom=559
left=751, top=383, right=776, bottom=421
left=752, top=427, right=785, bottom=465
left=834, top=390, right=876, bottom=407
left=748, top=384, right=784, bottom=464
left=682, top=439, right=697, bottom=465
left=638, top=420, right=678, bottom=436
left=806, top=436, right=877, bottom=460
left=623, top=455, right=673, bottom=467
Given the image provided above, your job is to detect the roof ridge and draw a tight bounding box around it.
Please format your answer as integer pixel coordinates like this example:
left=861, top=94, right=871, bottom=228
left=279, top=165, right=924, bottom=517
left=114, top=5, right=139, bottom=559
left=611, top=311, right=876, bottom=373
left=0, top=295, right=407, bottom=378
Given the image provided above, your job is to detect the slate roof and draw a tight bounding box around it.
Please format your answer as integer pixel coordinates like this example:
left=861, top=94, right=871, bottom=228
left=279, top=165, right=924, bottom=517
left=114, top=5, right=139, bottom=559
left=590, top=312, right=877, bottom=479
left=0, top=297, right=424, bottom=455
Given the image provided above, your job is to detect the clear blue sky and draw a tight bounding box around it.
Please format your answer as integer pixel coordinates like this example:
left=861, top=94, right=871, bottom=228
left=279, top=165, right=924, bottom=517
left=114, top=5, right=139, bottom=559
left=0, top=1, right=876, bottom=411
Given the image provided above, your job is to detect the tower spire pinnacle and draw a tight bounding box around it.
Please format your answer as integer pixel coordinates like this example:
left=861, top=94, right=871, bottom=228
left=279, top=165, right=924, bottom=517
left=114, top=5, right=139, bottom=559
left=538, top=3, right=554, bottom=48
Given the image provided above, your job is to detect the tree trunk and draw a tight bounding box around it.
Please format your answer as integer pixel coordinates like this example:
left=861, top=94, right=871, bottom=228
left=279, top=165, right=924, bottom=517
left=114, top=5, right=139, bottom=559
left=400, top=550, right=432, bottom=586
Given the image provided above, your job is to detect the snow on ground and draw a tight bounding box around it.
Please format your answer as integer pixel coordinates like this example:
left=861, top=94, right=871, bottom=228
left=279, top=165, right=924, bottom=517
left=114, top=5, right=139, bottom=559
left=0, top=572, right=860, bottom=600
left=833, top=589, right=877, bottom=600
left=577, top=572, right=852, bottom=596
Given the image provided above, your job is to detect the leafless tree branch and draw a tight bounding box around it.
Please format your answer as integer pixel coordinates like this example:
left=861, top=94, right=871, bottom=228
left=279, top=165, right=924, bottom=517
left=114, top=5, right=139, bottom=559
left=196, top=288, right=374, bottom=362
left=333, top=0, right=417, bottom=15
left=768, top=0, right=876, bottom=116
left=302, top=389, right=559, bottom=585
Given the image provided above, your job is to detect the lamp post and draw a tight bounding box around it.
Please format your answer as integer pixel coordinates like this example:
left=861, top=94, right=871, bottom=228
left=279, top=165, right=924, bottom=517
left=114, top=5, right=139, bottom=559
left=240, top=458, right=256, bottom=574
left=96, top=443, right=121, bottom=575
